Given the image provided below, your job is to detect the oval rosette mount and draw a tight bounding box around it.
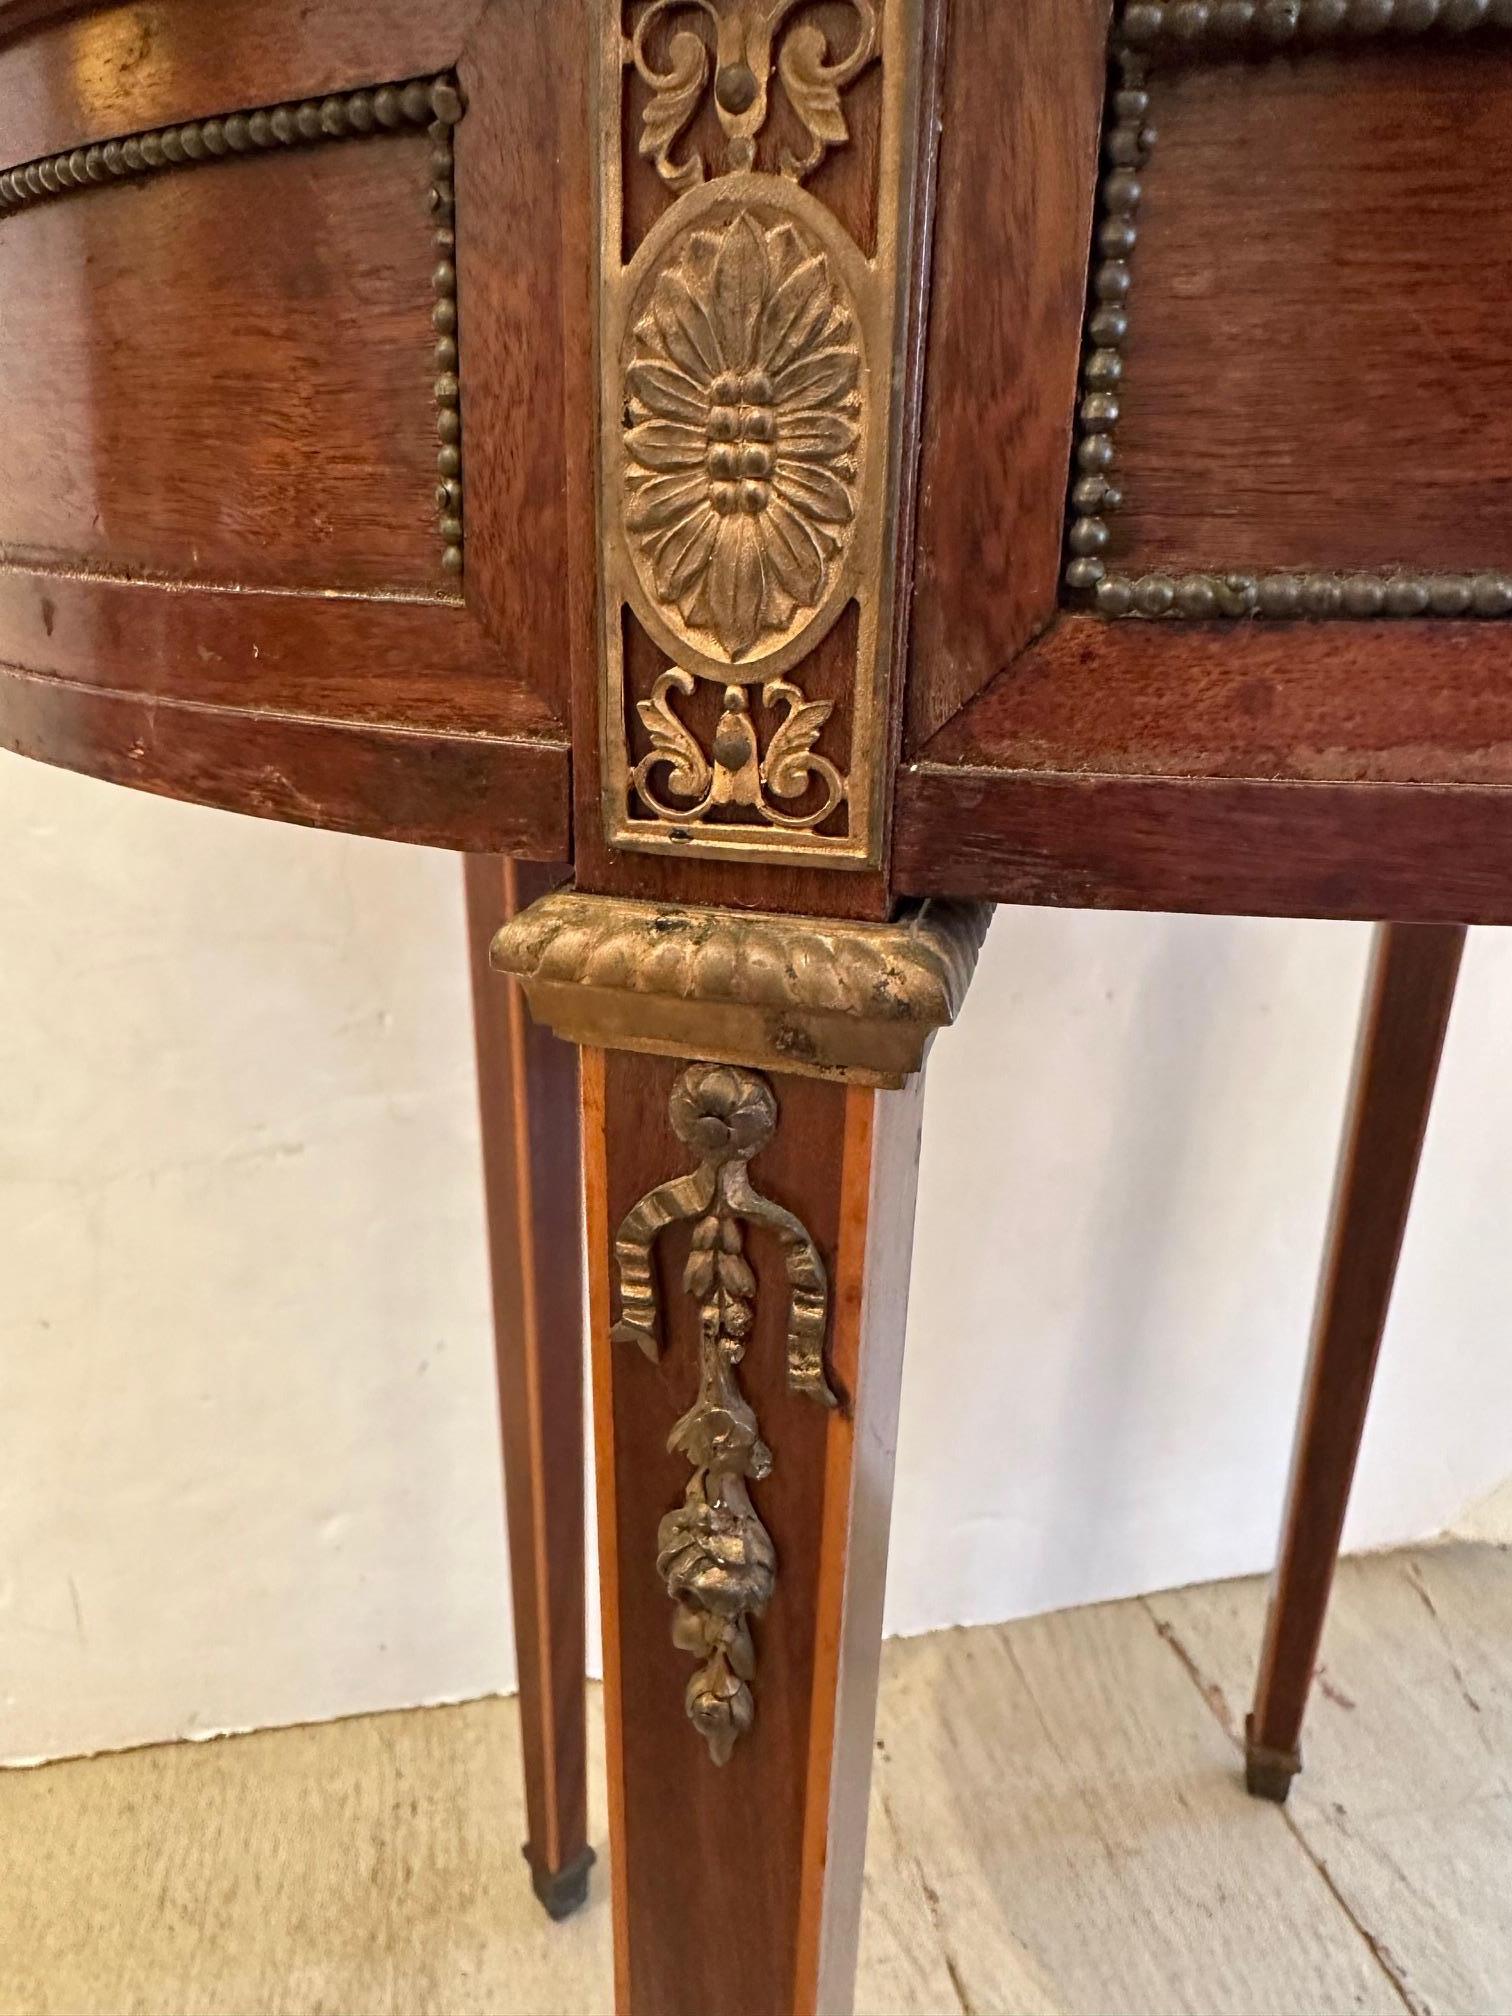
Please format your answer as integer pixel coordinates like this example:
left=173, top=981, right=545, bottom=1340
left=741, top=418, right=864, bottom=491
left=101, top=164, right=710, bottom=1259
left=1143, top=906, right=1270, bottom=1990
left=593, top=0, right=929, bottom=869
left=608, top=174, right=877, bottom=686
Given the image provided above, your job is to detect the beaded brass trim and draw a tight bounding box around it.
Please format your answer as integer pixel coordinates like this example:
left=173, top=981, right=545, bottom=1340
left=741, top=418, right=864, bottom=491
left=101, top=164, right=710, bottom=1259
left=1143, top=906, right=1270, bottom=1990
left=0, top=75, right=467, bottom=582
left=1086, top=568, right=1512, bottom=620
left=1065, top=4, right=1512, bottom=620
left=1123, top=0, right=1512, bottom=44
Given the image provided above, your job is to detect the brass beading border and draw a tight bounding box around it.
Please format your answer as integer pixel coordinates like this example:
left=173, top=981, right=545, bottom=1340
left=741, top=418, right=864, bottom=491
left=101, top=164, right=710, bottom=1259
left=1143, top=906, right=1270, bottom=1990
left=0, top=75, right=467, bottom=582
left=1065, top=2, right=1512, bottom=621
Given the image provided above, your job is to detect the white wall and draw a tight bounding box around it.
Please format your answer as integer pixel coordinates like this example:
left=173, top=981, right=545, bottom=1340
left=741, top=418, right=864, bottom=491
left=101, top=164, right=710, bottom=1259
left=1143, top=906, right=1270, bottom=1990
left=5, top=754, right=1512, bottom=1765
left=1, top=760, right=515, bottom=1763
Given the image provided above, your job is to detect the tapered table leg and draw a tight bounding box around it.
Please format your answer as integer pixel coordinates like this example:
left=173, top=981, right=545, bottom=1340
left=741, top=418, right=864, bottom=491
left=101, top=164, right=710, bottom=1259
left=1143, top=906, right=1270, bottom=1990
left=581, top=1046, right=926, bottom=2016
left=463, top=855, right=593, bottom=1919
left=1246, top=921, right=1466, bottom=1803
left=492, top=889, right=988, bottom=2011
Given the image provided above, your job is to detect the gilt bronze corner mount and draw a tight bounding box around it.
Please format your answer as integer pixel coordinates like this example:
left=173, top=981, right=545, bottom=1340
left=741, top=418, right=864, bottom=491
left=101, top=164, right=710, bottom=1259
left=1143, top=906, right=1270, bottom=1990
left=497, top=883, right=989, bottom=1763
left=595, top=0, right=937, bottom=868
left=491, top=888, right=991, bottom=1086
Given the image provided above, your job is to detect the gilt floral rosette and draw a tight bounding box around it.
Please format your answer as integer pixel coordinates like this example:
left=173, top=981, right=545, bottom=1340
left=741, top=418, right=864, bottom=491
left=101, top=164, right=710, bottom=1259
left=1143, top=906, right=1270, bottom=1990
left=594, top=0, right=931, bottom=868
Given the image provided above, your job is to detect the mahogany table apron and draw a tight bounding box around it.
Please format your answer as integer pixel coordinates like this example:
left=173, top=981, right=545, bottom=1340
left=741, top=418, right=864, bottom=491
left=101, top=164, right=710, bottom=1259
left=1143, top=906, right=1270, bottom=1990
left=462, top=855, right=594, bottom=1919
left=4, top=4, right=1512, bottom=2016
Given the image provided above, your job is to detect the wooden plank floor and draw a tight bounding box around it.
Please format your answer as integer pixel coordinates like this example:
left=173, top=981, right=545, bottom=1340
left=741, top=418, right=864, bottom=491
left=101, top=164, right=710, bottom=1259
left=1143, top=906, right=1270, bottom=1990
left=2, top=1542, right=1508, bottom=2014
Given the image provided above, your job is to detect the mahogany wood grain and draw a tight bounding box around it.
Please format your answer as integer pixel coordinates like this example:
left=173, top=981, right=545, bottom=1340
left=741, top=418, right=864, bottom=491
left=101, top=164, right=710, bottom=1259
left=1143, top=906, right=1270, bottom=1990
left=896, top=763, right=1512, bottom=925
left=896, top=616, right=1512, bottom=922
left=906, top=0, right=1108, bottom=750
left=1113, top=41, right=1512, bottom=578
left=795, top=1075, right=925, bottom=2016
left=8, top=0, right=1512, bottom=1992
left=584, top=1047, right=925, bottom=2016
left=0, top=0, right=582, bottom=851
left=897, top=35, right=1512, bottom=916
left=921, top=616, right=1512, bottom=787
left=0, top=0, right=484, bottom=162
left=464, top=855, right=593, bottom=1916
left=1246, top=922, right=1465, bottom=1801
left=0, top=570, right=557, bottom=738
left=0, top=668, right=570, bottom=854
left=453, top=1, right=575, bottom=687
left=0, top=141, right=443, bottom=594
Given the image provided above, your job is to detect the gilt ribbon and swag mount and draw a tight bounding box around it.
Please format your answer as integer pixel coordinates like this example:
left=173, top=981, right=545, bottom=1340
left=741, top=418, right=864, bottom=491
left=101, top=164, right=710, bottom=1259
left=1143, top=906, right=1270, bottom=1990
left=612, top=1062, right=834, bottom=1764
left=607, top=0, right=885, bottom=852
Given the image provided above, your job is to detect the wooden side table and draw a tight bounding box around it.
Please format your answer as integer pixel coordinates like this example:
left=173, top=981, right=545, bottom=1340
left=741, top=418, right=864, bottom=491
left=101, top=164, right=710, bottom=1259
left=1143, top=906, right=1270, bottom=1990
left=2, top=3, right=1509, bottom=2011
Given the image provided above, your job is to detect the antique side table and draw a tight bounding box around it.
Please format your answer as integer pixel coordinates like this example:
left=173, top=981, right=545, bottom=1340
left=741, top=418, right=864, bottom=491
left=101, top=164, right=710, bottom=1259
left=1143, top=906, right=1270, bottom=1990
left=3, top=3, right=1510, bottom=2013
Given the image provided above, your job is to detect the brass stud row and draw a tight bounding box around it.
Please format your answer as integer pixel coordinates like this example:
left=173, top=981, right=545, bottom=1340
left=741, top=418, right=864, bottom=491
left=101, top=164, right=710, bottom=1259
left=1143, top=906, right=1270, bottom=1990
left=1121, top=0, right=1512, bottom=43
left=1063, top=42, right=1150, bottom=605
left=428, top=87, right=465, bottom=580
left=1065, top=8, right=1512, bottom=621
left=1094, top=569, right=1512, bottom=619
left=0, top=76, right=462, bottom=213
left=0, top=74, right=467, bottom=583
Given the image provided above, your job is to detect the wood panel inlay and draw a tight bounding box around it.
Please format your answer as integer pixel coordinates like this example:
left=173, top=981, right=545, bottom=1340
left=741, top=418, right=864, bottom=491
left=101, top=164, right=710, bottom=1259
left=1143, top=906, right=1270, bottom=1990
left=1065, top=13, right=1512, bottom=620
left=0, top=74, right=467, bottom=591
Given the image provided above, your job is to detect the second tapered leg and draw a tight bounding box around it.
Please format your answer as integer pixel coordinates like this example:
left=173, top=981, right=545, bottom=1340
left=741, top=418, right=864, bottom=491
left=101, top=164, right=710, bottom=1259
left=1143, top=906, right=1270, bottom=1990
left=464, top=855, right=594, bottom=1916
left=1247, top=921, right=1466, bottom=1801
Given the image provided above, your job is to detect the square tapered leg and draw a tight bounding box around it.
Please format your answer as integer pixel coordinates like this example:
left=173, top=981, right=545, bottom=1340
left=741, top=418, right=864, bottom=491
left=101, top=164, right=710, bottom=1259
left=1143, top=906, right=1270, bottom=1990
left=465, top=856, right=593, bottom=1917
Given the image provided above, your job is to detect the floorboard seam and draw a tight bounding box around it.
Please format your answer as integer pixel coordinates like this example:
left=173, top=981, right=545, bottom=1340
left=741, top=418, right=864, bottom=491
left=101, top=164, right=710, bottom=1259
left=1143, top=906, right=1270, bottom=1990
left=1142, top=1606, right=1238, bottom=1742
left=1137, top=1598, right=1428, bottom=2016
left=994, top=1630, right=1127, bottom=1872
left=1401, top=1556, right=1489, bottom=1725
left=1271, top=1816, right=1433, bottom=2016
left=874, top=1775, right=975, bottom=2016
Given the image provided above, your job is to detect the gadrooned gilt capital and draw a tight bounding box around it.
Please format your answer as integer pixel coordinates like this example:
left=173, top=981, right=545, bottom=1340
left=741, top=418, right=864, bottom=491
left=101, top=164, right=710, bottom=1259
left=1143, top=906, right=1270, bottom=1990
left=490, top=889, right=992, bottom=1086
left=494, top=884, right=992, bottom=1762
